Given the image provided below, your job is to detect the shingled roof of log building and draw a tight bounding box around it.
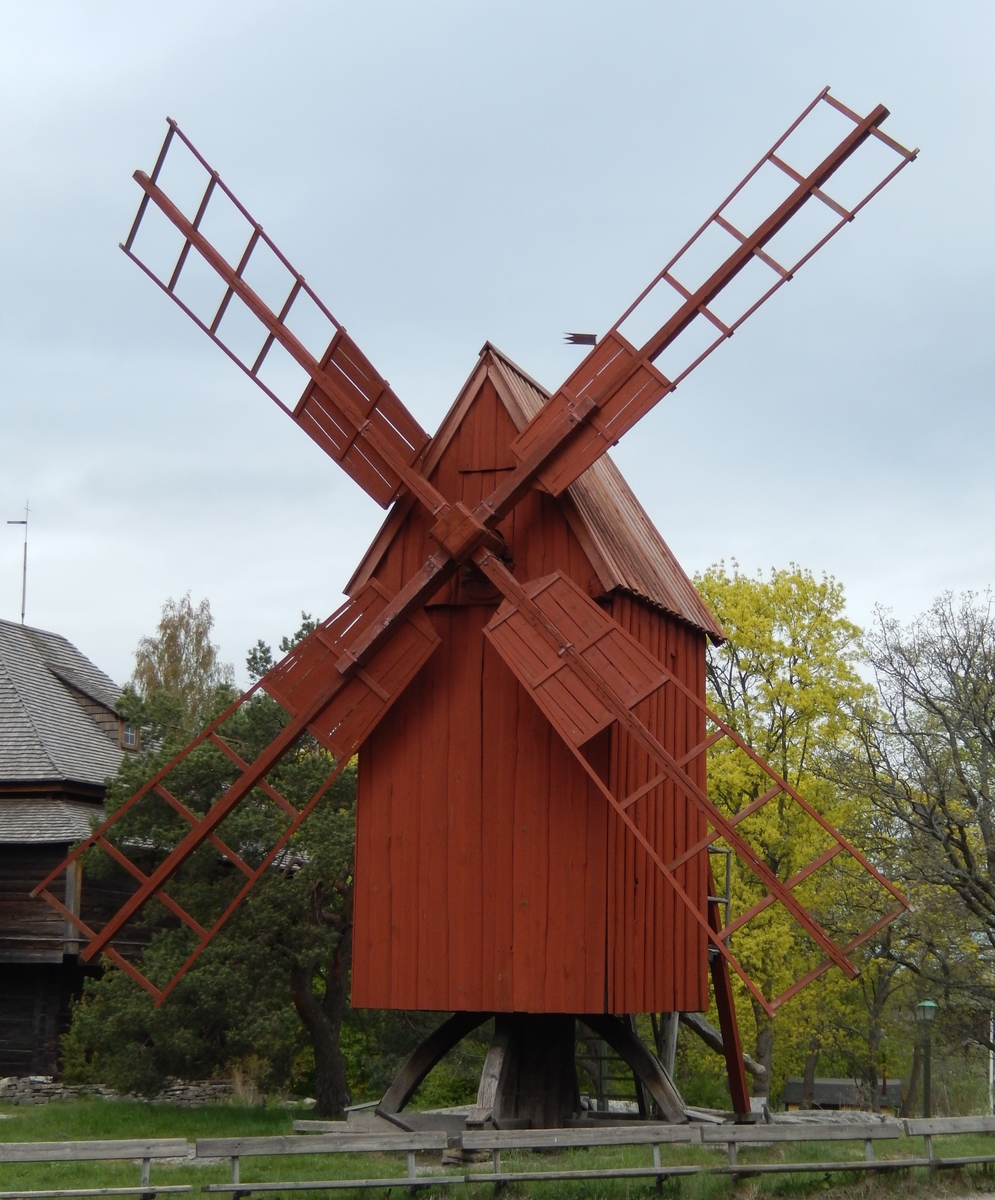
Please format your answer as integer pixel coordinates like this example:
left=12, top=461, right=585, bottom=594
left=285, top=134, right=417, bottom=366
left=0, top=619, right=123, bottom=830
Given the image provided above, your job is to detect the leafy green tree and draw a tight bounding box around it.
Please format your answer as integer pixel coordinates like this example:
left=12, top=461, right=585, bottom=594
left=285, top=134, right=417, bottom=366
left=863, top=592, right=995, bottom=958
left=66, top=608, right=356, bottom=1116
left=697, top=568, right=994, bottom=1112
left=695, top=563, right=877, bottom=1099
left=831, top=591, right=995, bottom=1097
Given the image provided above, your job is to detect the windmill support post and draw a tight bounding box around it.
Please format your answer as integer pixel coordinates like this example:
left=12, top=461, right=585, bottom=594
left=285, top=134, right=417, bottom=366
left=377, top=1012, right=689, bottom=1131
left=708, top=869, right=751, bottom=1116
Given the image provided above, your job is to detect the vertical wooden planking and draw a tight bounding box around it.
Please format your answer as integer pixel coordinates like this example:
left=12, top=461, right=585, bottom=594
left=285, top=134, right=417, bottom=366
left=693, top=626, right=709, bottom=1009
left=415, top=613, right=450, bottom=1007
left=672, top=619, right=686, bottom=1012
left=481, top=635, right=518, bottom=1010
left=666, top=613, right=681, bottom=1015
left=353, top=374, right=616, bottom=1013
left=643, top=601, right=660, bottom=1016
left=643, top=600, right=657, bottom=1013
left=386, top=668, right=417, bottom=1006
left=544, top=729, right=577, bottom=1011
left=690, top=626, right=704, bottom=1008
left=606, top=596, right=709, bottom=1014
left=445, top=607, right=485, bottom=1010
left=606, top=674, right=620, bottom=1013
left=582, top=728, right=611, bottom=1012
left=351, top=368, right=707, bottom=1016
left=652, top=610, right=669, bottom=1011
left=512, top=689, right=550, bottom=1010
left=399, top=635, right=428, bottom=1007
left=519, top=490, right=542, bottom=583
left=626, top=609, right=638, bottom=1012
left=681, top=623, right=696, bottom=1009
left=652, top=609, right=667, bottom=1012
left=352, top=742, right=382, bottom=1005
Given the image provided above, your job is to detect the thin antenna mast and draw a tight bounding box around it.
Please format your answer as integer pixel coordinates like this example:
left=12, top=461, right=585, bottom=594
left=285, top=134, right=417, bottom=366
left=6, top=499, right=29, bottom=625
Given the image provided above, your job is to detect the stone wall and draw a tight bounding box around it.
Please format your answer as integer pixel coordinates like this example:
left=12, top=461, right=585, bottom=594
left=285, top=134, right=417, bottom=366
left=0, top=1075, right=234, bottom=1106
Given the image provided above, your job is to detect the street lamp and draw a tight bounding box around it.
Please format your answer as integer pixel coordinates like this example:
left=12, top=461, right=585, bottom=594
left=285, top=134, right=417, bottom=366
left=918, top=999, right=938, bottom=1118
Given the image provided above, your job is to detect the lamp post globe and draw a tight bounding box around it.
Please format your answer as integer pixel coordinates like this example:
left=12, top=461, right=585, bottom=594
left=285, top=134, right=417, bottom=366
left=918, top=999, right=938, bottom=1117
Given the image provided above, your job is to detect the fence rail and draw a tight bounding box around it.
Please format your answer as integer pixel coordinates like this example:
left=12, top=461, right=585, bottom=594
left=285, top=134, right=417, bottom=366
left=4, top=1117, right=995, bottom=1197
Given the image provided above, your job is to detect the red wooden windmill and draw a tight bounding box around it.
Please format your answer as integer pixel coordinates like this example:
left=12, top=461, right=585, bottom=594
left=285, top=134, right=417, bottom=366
left=36, top=88, right=915, bottom=1125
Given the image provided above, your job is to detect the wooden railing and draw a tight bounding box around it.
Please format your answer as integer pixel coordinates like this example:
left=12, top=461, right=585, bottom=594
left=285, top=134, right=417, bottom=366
left=200, top=1117, right=995, bottom=1191
left=0, top=1139, right=191, bottom=1200
left=5, top=1116, right=995, bottom=1198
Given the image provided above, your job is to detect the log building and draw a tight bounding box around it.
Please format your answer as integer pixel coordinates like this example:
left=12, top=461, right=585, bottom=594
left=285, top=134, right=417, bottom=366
left=0, top=619, right=132, bottom=1075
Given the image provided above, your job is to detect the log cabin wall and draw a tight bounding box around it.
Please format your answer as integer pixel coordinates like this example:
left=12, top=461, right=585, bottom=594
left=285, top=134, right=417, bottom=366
left=0, top=963, right=86, bottom=1076
left=0, top=843, right=72, bottom=964
left=0, top=832, right=150, bottom=1075
left=351, top=369, right=712, bottom=1015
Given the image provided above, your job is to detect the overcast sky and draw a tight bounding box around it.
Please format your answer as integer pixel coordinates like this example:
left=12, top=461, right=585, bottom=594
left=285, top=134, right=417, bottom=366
left=0, top=2, right=991, bottom=687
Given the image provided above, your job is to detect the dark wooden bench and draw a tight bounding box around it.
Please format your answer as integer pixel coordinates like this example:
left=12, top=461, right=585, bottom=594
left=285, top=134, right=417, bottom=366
left=0, top=1139, right=192, bottom=1200
left=458, top=1123, right=702, bottom=1186
left=904, top=1115, right=995, bottom=1170
left=196, top=1133, right=452, bottom=1194
left=699, top=1121, right=926, bottom=1178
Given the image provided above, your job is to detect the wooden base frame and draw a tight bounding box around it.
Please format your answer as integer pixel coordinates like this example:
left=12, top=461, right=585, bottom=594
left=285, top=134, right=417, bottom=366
left=375, top=1010, right=699, bottom=1130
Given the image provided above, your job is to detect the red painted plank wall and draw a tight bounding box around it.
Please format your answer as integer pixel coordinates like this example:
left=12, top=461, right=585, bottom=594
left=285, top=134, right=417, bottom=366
left=607, top=594, right=709, bottom=1014
left=351, top=607, right=610, bottom=1012
left=350, top=376, right=709, bottom=1014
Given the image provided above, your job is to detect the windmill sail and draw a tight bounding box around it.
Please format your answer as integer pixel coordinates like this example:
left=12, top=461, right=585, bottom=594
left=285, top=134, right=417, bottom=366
left=479, top=561, right=908, bottom=1017
left=509, top=89, right=917, bottom=498
left=121, top=121, right=434, bottom=509
left=32, top=581, right=439, bottom=1003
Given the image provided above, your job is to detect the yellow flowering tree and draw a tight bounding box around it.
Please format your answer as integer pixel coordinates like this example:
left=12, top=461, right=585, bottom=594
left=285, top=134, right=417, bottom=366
left=695, top=563, right=876, bottom=1100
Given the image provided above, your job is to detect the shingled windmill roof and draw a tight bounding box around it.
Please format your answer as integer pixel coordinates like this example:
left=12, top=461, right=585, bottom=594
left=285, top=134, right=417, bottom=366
left=348, top=343, right=723, bottom=640
left=0, top=619, right=123, bottom=789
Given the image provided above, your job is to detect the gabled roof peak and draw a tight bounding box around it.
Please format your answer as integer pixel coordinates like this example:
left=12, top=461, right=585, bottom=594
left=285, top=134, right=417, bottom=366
left=473, top=345, right=722, bottom=639
left=349, top=343, right=723, bottom=640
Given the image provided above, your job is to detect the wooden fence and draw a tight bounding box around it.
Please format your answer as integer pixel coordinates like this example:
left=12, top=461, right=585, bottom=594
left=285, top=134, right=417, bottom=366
left=4, top=1116, right=995, bottom=1198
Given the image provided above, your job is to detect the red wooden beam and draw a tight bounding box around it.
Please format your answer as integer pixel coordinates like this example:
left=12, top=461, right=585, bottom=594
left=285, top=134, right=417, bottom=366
left=708, top=864, right=751, bottom=1116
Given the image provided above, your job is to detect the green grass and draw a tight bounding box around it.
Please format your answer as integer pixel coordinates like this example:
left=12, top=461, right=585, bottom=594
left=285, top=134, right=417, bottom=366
left=2, top=1100, right=995, bottom=1199
left=0, top=1098, right=297, bottom=1143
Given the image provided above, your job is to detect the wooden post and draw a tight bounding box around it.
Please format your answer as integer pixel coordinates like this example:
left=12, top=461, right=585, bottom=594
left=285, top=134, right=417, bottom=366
left=707, top=865, right=751, bottom=1116
left=864, top=1136, right=876, bottom=1179
left=628, top=1015, right=649, bottom=1116
left=230, top=1155, right=243, bottom=1200
left=660, top=1013, right=679, bottom=1079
